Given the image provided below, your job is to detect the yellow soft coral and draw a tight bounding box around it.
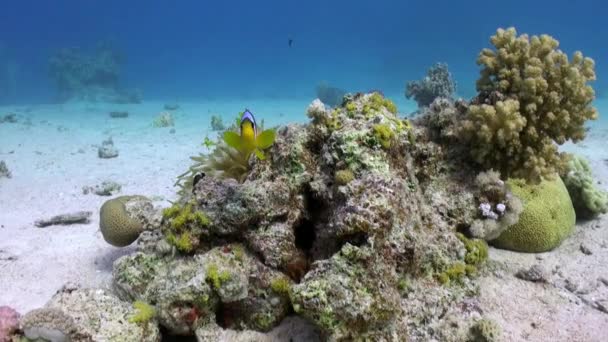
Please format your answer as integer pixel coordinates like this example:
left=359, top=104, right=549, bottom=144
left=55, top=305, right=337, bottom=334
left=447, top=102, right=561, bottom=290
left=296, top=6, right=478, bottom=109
left=461, top=27, right=598, bottom=183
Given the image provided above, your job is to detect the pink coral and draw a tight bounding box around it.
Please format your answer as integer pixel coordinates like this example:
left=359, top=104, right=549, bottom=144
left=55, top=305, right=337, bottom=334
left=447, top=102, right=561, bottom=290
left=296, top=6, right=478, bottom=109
left=0, top=306, right=20, bottom=342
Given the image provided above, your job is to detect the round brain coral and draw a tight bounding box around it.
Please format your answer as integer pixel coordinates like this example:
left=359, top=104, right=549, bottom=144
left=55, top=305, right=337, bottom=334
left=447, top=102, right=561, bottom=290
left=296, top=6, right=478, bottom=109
left=100, top=195, right=147, bottom=247
left=491, top=176, right=575, bottom=252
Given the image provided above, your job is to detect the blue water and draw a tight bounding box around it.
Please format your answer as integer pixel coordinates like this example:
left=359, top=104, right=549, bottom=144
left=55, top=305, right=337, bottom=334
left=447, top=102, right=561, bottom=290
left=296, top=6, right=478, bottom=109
left=1, top=0, right=607, bottom=106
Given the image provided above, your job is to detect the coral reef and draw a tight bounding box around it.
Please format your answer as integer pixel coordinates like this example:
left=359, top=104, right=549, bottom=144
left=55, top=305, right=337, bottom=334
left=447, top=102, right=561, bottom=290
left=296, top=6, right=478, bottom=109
left=0, top=161, right=11, bottom=179
left=405, top=62, right=456, bottom=108
left=0, top=306, right=20, bottom=342
left=316, top=81, right=347, bottom=107
left=48, top=43, right=141, bottom=103
left=0, top=113, right=17, bottom=124
left=561, top=154, right=608, bottom=219
left=16, top=27, right=602, bottom=341
left=491, top=176, right=576, bottom=252
left=459, top=27, right=598, bottom=182
left=105, top=92, right=499, bottom=340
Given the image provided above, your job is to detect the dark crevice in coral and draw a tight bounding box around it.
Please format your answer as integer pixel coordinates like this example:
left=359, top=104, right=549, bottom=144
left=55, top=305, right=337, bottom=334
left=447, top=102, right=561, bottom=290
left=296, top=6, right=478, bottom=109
left=160, top=326, right=197, bottom=342
left=339, top=232, right=369, bottom=248
left=294, top=217, right=316, bottom=252
left=215, top=301, right=231, bottom=328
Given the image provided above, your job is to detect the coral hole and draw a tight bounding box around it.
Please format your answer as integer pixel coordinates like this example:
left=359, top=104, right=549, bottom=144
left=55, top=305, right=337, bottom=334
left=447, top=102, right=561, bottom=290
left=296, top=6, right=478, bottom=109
left=294, top=218, right=316, bottom=252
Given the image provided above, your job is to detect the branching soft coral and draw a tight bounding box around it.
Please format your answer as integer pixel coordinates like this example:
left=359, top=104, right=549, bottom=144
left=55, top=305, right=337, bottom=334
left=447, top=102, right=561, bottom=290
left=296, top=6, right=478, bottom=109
left=459, top=27, right=598, bottom=182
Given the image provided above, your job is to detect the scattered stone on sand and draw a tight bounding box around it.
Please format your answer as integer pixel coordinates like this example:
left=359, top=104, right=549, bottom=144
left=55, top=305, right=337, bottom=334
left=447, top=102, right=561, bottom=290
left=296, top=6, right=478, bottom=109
left=109, top=111, right=129, bottom=118
left=82, top=180, right=122, bottom=196
left=580, top=243, right=593, bottom=255
left=163, top=103, right=180, bottom=111
left=34, top=211, right=92, bottom=228
left=599, top=277, right=608, bottom=287
left=153, top=112, right=174, bottom=127
left=564, top=278, right=594, bottom=295
left=98, top=137, right=119, bottom=159
left=515, top=265, right=547, bottom=283
left=0, top=249, right=18, bottom=262
left=595, top=299, right=608, bottom=314
left=0, top=161, right=11, bottom=179
left=0, top=113, right=17, bottom=124
left=0, top=306, right=20, bottom=342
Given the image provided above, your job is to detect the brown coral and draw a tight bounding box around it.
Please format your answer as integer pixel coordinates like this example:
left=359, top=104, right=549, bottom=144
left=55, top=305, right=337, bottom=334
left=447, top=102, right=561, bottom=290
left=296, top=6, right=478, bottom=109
left=460, top=27, right=598, bottom=182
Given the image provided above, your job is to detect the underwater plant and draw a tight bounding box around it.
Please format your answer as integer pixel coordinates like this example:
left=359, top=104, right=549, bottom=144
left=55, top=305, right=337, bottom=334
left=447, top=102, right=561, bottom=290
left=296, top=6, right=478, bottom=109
left=175, top=110, right=276, bottom=195
left=405, top=62, right=456, bottom=108
left=459, top=27, right=598, bottom=183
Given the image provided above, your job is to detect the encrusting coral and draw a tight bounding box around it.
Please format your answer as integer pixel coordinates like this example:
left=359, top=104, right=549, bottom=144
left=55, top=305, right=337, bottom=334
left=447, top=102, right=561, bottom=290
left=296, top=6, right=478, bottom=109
left=459, top=27, right=598, bottom=183
left=469, top=170, right=523, bottom=241
left=561, top=154, right=608, bottom=219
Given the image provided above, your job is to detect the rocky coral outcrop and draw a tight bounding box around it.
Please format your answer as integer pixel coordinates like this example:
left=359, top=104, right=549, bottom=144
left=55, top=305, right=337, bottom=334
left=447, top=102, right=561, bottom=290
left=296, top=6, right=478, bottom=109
left=109, top=92, right=492, bottom=340
left=19, top=285, right=160, bottom=341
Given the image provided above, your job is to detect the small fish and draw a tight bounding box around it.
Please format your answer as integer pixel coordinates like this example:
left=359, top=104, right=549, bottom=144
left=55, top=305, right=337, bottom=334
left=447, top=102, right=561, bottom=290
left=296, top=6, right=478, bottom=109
left=288, top=37, right=293, bottom=48
left=240, top=109, right=258, bottom=147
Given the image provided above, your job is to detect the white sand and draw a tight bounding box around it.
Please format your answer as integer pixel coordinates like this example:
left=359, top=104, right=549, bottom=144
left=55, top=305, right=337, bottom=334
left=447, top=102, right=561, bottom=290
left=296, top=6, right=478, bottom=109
left=0, top=99, right=311, bottom=313
left=0, top=98, right=606, bottom=341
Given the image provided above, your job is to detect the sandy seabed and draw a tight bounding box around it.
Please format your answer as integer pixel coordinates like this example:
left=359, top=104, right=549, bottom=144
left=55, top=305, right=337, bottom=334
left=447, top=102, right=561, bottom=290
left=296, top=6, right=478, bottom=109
left=0, top=98, right=607, bottom=341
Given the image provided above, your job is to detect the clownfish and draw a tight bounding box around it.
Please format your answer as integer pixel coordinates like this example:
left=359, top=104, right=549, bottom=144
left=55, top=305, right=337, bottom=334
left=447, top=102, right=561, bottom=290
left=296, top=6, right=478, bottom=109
left=240, top=109, right=258, bottom=148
